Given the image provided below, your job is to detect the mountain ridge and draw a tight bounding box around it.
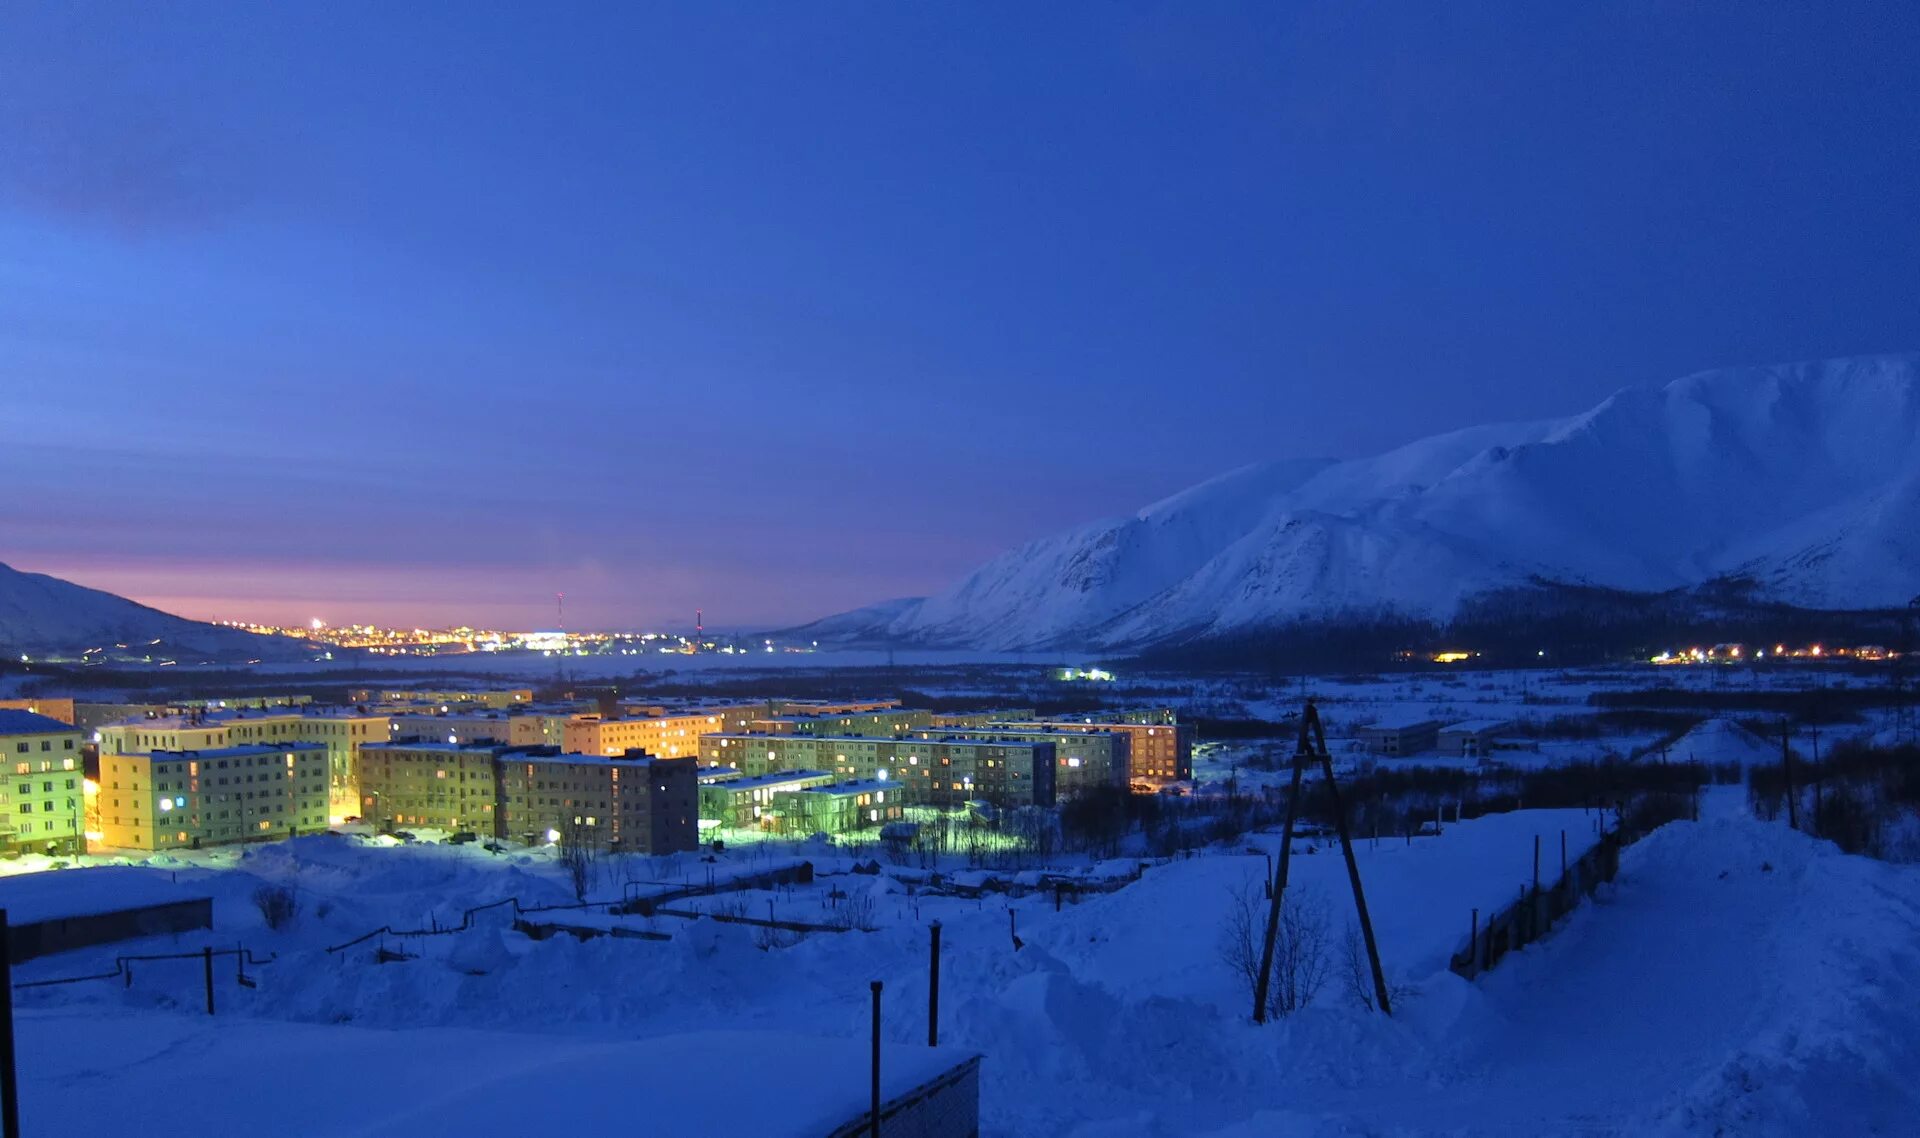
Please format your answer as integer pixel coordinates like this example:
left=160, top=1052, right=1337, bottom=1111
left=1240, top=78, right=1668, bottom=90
left=796, top=354, right=1920, bottom=652
left=0, top=561, right=315, bottom=664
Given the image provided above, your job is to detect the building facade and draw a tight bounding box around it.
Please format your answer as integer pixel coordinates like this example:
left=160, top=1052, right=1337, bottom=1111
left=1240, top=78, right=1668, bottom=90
left=97, top=708, right=388, bottom=820
left=356, top=742, right=503, bottom=832
left=565, top=703, right=768, bottom=759
left=911, top=726, right=1128, bottom=798
left=698, top=770, right=834, bottom=829
left=96, top=743, right=330, bottom=851
left=0, top=710, right=86, bottom=855
left=699, top=733, right=1056, bottom=809
left=495, top=751, right=697, bottom=854
left=1008, top=717, right=1193, bottom=788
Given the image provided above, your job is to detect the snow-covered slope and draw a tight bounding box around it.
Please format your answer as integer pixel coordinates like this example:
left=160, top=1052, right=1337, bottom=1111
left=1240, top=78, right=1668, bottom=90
left=0, top=561, right=311, bottom=663
left=805, top=355, right=1920, bottom=649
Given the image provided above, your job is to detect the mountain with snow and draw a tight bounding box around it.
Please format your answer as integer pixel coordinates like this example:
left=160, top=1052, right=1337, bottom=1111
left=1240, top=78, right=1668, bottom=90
left=0, top=562, right=314, bottom=664
left=800, top=355, right=1920, bottom=652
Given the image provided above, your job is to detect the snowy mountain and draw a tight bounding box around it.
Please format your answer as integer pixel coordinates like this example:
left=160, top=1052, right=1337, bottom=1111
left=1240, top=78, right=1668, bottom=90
left=801, top=355, right=1920, bottom=651
left=0, top=562, right=314, bottom=663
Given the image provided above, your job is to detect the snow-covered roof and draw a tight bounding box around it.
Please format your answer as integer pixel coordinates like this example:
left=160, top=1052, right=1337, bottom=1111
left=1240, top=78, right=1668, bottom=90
left=795, top=778, right=904, bottom=796
left=1441, top=719, right=1512, bottom=734
left=360, top=741, right=505, bottom=754
left=504, top=750, right=685, bottom=769
left=0, top=867, right=210, bottom=924
left=144, top=742, right=325, bottom=760
left=1361, top=716, right=1444, bottom=733
left=711, top=770, right=833, bottom=791
left=0, top=710, right=77, bottom=736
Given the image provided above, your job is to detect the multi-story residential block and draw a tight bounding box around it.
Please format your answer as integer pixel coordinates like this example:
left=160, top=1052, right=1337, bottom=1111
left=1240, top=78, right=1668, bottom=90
left=495, top=750, right=697, bottom=854
left=96, top=743, right=330, bottom=851
left=699, top=733, right=1055, bottom=809
left=98, top=708, right=389, bottom=820
left=698, top=770, right=835, bottom=829
left=927, top=709, right=1037, bottom=729
left=0, top=699, right=77, bottom=726
left=0, top=710, right=86, bottom=855
left=910, top=726, right=1128, bottom=798
left=1008, top=716, right=1194, bottom=787
left=750, top=709, right=934, bottom=737
left=352, top=688, right=534, bottom=710
left=564, top=703, right=767, bottom=759
left=356, top=742, right=503, bottom=833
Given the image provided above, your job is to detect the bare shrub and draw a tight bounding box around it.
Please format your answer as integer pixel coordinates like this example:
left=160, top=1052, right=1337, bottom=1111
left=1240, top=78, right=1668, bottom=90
left=253, top=884, right=300, bottom=930
left=1220, top=874, right=1330, bottom=1020
left=831, top=888, right=878, bottom=932
left=557, top=819, right=599, bottom=902
left=1342, top=920, right=1415, bottom=1012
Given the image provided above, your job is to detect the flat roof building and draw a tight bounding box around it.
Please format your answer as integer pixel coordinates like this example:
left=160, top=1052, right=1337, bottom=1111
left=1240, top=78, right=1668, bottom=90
left=1357, top=717, right=1443, bottom=758
left=699, top=769, right=835, bottom=829
left=1438, top=720, right=1511, bottom=760
left=495, top=750, right=697, bottom=854
left=97, top=743, right=330, bottom=851
left=700, top=733, right=1055, bottom=809
left=357, top=741, right=505, bottom=833
left=0, top=710, right=85, bottom=855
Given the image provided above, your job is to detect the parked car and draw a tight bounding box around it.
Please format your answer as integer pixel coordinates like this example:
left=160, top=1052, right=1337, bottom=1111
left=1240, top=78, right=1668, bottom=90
left=448, top=831, right=479, bottom=845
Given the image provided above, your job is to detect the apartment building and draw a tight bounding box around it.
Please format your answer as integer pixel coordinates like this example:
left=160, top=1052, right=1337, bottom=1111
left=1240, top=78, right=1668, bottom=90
left=910, top=726, right=1128, bottom=798
left=564, top=703, right=767, bottom=759
left=1011, top=716, right=1194, bottom=787
left=495, top=750, right=697, bottom=854
left=0, top=699, right=77, bottom=726
left=352, top=688, right=533, bottom=710
left=96, top=743, right=330, bottom=851
left=750, top=708, right=934, bottom=737
left=97, top=708, right=389, bottom=819
left=0, top=710, right=86, bottom=855
left=356, top=742, right=503, bottom=833
left=699, top=733, right=1056, bottom=809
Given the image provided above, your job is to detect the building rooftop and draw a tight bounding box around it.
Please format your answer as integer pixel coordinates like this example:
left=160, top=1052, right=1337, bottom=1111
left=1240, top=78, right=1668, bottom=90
left=501, top=750, right=687, bottom=769
left=361, top=741, right=506, bottom=754
left=715, top=769, right=833, bottom=791
left=0, top=710, right=78, bottom=736
left=797, top=778, right=903, bottom=796
left=144, top=743, right=326, bottom=760
left=1441, top=719, right=1512, bottom=734
left=695, top=765, right=744, bottom=783
left=1363, top=716, right=1445, bottom=733
left=707, top=732, right=1043, bottom=748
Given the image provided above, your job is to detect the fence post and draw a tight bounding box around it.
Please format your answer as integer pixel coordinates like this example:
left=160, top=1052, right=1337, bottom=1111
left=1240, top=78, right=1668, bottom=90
left=203, top=946, right=215, bottom=1015
left=1469, top=908, right=1479, bottom=973
left=1560, top=831, right=1567, bottom=880
left=1532, top=835, right=1540, bottom=895
left=869, top=980, right=883, bottom=1138
left=0, top=910, right=18, bottom=1138
left=927, top=923, right=941, bottom=1048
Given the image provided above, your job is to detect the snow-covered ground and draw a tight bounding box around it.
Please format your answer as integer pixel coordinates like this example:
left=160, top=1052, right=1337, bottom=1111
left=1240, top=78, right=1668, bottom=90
left=8, top=786, right=1914, bottom=1135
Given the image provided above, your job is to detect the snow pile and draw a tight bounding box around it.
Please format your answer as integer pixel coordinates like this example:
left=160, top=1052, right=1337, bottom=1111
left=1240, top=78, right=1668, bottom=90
left=13, top=798, right=1920, bottom=1135
left=806, top=354, right=1920, bottom=648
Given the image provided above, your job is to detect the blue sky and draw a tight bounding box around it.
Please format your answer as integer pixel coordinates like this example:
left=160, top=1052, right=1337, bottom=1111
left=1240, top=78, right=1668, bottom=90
left=4, top=2, right=1918, bottom=630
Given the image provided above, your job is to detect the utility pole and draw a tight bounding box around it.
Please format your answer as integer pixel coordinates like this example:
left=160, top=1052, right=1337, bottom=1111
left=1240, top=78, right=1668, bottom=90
left=1781, top=722, right=1799, bottom=831
left=1254, top=699, right=1391, bottom=1021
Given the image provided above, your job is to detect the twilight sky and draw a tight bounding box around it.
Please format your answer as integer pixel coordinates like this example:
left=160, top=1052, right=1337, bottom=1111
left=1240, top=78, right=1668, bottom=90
left=4, top=3, right=1919, bottom=632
